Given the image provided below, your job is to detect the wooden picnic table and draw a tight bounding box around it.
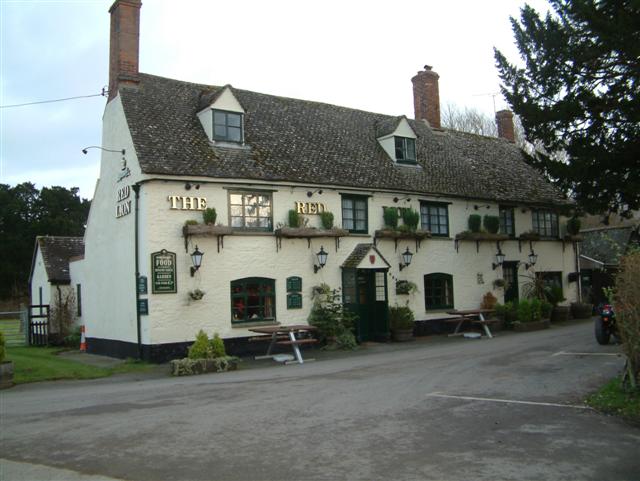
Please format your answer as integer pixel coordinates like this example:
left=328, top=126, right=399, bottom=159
left=445, top=309, right=496, bottom=338
left=248, top=325, right=318, bottom=365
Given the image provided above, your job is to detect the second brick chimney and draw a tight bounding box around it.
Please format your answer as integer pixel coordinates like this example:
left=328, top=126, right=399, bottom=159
left=108, top=0, right=142, bottom=101
left=411, top=65, right=441, bottom=129
left=496, top=109, right=515, bottom=142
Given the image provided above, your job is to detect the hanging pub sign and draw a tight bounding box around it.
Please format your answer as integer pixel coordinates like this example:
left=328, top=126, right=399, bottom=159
left=151, top=249, right=177, bottom=294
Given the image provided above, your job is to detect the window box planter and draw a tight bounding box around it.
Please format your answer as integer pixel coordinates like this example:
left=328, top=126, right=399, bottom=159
left=183, top=224, right=234, bottom=252
left=275, top=227, right=349, bottom=238
left=374, top=229, right=431, bottom=250
left=183, top=224, right=234, bottom=237
left=455, top=232, right=510, bottom=241
left=563, top=234, right=584, bottom=242
left=518, top=232, right=542, bottom=241
left=170, top=356, right=240, bottom=376
left=0, top=360, right=14, bottom=389
left=513, top=319, right=550, bottom=332
left=274, top=227, right=349, bottom=250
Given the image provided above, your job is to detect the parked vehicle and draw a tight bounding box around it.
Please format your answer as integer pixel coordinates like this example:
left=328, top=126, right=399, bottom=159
left=595, top=304, right=617, bottom=345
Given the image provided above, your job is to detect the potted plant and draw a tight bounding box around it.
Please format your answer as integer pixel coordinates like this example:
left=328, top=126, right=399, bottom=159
left=493, top=278, right=506, bottom=289
left=389, top=305, right=415, bottom=341
left=395, top=280, right=418, bottom=295
left=546, top=286, right=569, bottom=322
left=570, top=301, right=593, bottom=319
left=400, top=208, right=420, bottom=231
left=0, top=332, right=14, bottom=389
left=320, top=211, right=334, bottom=230
left=202, top=207, right=217, bottom=225
left=468, top=214, right=482, bottom=233
left=188, top=289, right=205, bottom=301
left=382, top=207, right=399, bottom=229
left=483, top=215, right=500, bottom=234
left=170, top=330, right=240, bottom=376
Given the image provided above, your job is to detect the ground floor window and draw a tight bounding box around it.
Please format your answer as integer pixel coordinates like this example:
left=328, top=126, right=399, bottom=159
left=537, top=271, right=562, bottom=290
left=231, top=277, right=275, bottom=323
left=424, top=273, right=454, bottom=310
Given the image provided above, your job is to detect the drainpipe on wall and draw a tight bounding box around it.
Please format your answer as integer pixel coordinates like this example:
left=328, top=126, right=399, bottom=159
left=575, top=241, right=582, bottom=303
left=132, top=183, right=142, bottom=359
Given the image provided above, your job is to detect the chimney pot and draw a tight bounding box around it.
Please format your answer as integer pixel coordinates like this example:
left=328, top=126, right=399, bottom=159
left=411, top=65, right=441, bottom=129
left=108, top=0, right=142, bottom=101
left=496, top=109, right=515, bottom=142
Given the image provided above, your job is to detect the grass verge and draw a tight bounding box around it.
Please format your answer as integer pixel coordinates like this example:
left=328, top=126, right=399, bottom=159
left=586, top=377, right=640, bottom=424
left=6, top=347, right=154, bottom=384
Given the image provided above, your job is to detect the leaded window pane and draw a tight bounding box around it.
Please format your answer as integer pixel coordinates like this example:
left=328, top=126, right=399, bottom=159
left=229, top=192, right=273, bottom=231
left=421, top=202, right=449, bottom=236
left=341, top=195, right=368, bottom=233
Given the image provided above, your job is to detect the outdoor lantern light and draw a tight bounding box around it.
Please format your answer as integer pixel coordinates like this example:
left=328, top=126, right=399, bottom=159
left=492, top=248, right=506, bottom=270
left=190, top=245, right=204, bottom=277
left=399, top=247, right=413, bottom=271
left=314, top=246, right=328, bottom=273
left=525, top=249, right=538, bottom=270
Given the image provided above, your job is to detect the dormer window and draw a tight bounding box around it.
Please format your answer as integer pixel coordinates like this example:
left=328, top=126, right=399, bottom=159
left=213, top=109, right=243, bottom=143
left=395, top=137, right=416, bottom=163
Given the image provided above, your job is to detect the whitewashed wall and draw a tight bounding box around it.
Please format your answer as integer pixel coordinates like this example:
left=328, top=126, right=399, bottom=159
left=30, top=247, right=51, bottom=308
left=81, top=94, right=142, bottom=344
left=137, top=181, right=579, bottom=345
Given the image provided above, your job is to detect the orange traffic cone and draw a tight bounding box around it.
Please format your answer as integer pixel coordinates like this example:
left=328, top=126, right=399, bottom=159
left=79, top=325, right=87, bottom=352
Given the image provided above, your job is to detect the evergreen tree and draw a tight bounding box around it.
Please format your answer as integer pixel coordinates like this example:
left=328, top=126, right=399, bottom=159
left=494, top=0, right=640, bottom=216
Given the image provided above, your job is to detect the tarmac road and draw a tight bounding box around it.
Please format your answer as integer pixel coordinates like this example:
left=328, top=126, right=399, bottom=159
left=1, top=319, right=638, bottom=481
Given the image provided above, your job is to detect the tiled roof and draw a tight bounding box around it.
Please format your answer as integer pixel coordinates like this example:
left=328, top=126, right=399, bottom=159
left=37, top=236, right=84, bottom=283
left=342, top=244, right=390, bottom=269
left=119, top=73, right=570, bottom=206
left=580, top=224, right=639, bottom=266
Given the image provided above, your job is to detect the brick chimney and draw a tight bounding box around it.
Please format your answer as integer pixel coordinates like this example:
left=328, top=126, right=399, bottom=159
left=496, top=109, right=515, bottom=142
left=411, top=65, right=441, bottom=129
left=108, top=0, right=142, bottom=101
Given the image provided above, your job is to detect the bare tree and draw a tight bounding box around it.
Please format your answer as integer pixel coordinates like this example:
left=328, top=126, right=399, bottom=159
left=441, top=103, right=497, bottom=137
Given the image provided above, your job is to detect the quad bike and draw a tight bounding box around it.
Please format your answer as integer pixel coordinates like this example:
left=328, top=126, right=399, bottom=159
left=595, top=304, right=617, bottom=345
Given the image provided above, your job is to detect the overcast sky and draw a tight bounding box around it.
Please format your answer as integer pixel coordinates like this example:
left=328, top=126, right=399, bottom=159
left=0, top=0, right=550, bottom=200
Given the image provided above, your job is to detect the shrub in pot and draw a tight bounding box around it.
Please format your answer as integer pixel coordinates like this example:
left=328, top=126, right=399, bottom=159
left=468, top=214, right=482, bottom=233
left=566, top=217, right=581, bottom=236
left=389, top=305, right=415, bottom=341
left=483, top=215, right=500, bottom=234
left=202, top=207, right=217, bottom=225
left=382, top=207, right=399, bottom=229
left=400, top=208, right=420, bottom=231
left=288, top=209, right=302, bottom=228
left=546, top=286, right=569, bottom=322
left=320, top=211, right=334, bottom=230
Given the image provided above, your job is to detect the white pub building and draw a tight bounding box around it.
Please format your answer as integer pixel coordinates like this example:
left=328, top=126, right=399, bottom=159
left=67, top=0, right=580, bottom=361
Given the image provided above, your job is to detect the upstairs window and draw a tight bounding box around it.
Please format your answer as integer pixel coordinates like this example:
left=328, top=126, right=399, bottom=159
left=229, top=192, right=272, bottom=231
left=499, top=206, right=515, bottom=237
left=341, top=195, right=368, bottom=233
left=420, top=202, right=449, bottom=236
left=394, top=137, right=416, bottom=164
left=213, top=110, right=243, bottom=142
left=532, top=209, right=558, bottom=238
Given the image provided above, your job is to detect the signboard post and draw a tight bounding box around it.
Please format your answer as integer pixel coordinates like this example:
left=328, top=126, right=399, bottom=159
left=151, top=250, right=177, bottom=294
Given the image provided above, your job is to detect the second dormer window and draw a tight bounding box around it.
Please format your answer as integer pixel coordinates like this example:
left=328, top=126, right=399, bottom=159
left=213, top=110, right=243, bottom=143
left=394, top=137, right=416, bottom=164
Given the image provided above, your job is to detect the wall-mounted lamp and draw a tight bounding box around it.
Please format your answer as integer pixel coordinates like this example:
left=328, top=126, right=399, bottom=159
left=82, top=146, right=125, bottom=156
left=525, top=249, right=538, bottom=270
left=190, top=245, right=204, bottom=276
left=399, top=247, right=413, bottom=271
left=314, top=246, right=328, bottom=273
left=492, top=248, right=506, bottom=270
left=307, top=189, right=323, bottom=197
left=393, top=196, right=411, bottom=203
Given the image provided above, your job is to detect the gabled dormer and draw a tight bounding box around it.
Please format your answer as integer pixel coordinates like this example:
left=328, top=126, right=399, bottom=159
left=197, top=85, right=245, bottom=145
left=376, top=116, right=417, bottom=165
